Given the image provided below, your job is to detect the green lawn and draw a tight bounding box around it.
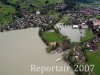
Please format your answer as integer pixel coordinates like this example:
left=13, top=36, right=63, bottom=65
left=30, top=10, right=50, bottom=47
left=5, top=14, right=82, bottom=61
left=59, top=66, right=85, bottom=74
left=81, top=29, right=95, bottom=42
left=43, top=32, right=62, bottom=43
left=86, top=50, right=100, bottom=75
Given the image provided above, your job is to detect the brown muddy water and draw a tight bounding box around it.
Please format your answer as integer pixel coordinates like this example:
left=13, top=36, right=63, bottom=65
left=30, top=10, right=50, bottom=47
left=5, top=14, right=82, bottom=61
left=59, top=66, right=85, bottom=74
left=0, top=28, right=75, bottom=75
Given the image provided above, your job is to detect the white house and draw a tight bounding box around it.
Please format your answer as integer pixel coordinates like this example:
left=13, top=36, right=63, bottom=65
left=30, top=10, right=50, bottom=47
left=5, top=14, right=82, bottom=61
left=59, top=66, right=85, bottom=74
left=72, top=25, right=79, bottom=28
left=36, top=11, right=40, bottom=15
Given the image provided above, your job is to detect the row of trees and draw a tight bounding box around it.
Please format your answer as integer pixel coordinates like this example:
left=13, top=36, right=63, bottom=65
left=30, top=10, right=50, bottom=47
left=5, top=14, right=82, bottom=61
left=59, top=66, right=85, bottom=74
left=64, top=0, right=93, bottom=4
left=38, top=28, right=48, bottom=45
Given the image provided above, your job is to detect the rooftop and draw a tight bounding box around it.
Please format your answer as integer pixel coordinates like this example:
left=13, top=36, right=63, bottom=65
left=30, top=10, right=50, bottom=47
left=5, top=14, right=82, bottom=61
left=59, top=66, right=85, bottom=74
left=93, top=19, right=100, bottom=26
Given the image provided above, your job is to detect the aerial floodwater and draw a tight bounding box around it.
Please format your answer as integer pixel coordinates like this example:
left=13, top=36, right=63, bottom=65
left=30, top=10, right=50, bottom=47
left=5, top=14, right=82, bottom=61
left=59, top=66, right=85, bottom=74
left=0, top=28, right=75, bottom=75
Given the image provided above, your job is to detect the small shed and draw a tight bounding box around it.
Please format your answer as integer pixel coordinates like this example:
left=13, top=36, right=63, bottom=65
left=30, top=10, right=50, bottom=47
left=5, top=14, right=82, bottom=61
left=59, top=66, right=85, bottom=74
left=49, top=42, right=57, bottom=47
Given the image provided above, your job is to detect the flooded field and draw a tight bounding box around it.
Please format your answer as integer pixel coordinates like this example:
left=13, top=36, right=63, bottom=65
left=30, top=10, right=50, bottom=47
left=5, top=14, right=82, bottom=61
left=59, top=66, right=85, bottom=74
left=55, top=24, right=85, bottom=42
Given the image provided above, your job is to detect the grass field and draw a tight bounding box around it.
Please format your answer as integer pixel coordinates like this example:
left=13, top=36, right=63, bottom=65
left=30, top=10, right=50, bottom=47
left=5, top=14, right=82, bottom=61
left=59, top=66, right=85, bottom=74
left=86, top=50, right=100, bottom=75
left=0, top=2, right=16, bottom=25
left=81, top=29, right=95, bottom=42
left=43, top=32, right=62, bottom=43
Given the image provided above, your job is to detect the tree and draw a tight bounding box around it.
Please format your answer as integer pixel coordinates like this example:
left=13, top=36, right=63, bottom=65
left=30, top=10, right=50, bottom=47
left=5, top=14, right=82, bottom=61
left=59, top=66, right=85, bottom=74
left=45, top=0, right=49, bottom=4
left=63, top=52, right=69, bottom=61
left=15, top=1, right=20, bottom=9
left=86, top=21, right=93, bottom=28
left=75, top=3, right=81, bottom=10
left=40, top=9, right=47, bottom=15
left=64, top=0, right=76, bottom=10
left=64, top=0, right=93, bottom=4
left=67, top=39, right=71, bottom=44
left=62, top=36, right=68, bottom=41
left=98, top=32, right=100, bottom=37
left=0, top=0, right=8, bottom=4
left=15, top=1, right=22, bottom=18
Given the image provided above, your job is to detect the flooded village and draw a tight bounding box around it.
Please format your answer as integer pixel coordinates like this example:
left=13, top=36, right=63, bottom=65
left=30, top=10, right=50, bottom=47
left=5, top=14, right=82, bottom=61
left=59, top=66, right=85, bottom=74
left=0, top=0, right=100, bottom=75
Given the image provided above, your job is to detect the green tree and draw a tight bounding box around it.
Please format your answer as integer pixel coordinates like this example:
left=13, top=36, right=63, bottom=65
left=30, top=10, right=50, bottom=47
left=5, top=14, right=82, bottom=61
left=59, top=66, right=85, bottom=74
left=0, top=0, right=8, bottom=4
left=45, top=0, right=49, bottom=4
